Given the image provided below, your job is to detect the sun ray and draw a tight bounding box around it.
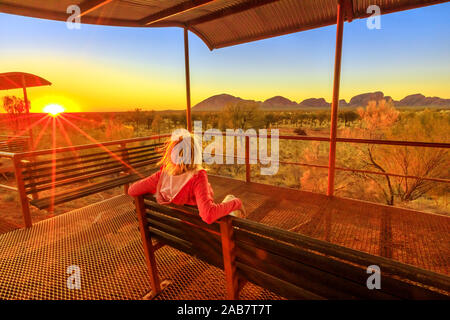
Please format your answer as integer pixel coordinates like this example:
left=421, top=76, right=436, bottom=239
left=50, top=116, right=57, bottom=215
left=63, top=112, right=103, bottom=125
left=32, top=116, right=52, bottom=150
left=56, top=117, right=82, bottom=160
left=6, top=115, right=50, bottom=144
left=59, top=115, right=143, bottom=178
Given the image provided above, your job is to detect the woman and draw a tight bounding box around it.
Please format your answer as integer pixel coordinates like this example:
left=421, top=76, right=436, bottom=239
left=128, top=133, right=245, bottom=224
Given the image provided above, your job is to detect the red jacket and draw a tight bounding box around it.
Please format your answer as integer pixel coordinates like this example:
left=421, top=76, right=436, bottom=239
left=128, top=169, right=242, bottom=224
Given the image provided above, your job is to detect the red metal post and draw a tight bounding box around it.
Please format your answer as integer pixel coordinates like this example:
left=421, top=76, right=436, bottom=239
left=184, top=28, right=192, bottom=132
left=327, top=0, right=345, bottom=196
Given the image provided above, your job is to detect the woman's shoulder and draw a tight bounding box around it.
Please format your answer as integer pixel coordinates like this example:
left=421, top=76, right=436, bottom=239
left=193, top=168, right=207, bottom=176
left=192, top=168, right=208, bottom=181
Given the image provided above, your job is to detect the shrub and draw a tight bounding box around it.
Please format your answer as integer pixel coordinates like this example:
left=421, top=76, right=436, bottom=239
left=294, top=128, right=307, bottom=136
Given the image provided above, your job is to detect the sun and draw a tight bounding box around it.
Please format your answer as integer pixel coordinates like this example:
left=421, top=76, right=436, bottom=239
left=43, top=104, right=65, bottom=117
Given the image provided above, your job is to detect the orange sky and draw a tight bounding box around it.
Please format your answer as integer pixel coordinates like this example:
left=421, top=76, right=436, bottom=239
left=1, top=4, right=449, bottom=113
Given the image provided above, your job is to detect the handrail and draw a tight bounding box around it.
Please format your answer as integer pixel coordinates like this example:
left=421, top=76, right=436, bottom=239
left=204, top=131, right=450, bottom=149
left=336, top=137, right=450, bottom=149
left=211, top=153, right=450, bottom=184
left=7, top=132, right=450, bottom=159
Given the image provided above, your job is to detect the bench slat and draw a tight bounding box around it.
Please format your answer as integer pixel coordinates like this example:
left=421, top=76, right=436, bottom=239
left=233, top=217, right=450, bottom=293
left=237, top=241, right=402, bottom=299
left=234, top=228, right=443, bottom=299
left=144, top=198, right=220, bottom=234
left=237, top=262, right=325, bottom=300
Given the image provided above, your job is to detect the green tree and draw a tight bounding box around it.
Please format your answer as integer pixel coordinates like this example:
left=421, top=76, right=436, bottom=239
left=151, top=114, right=163, bottom=135
left=221, top=101, right=265, bottom=130
left=339, top=110, right=358, bottom=127
left=146, top=110, right=155, bottom=130
left=2, top=96, right=27, bottom=134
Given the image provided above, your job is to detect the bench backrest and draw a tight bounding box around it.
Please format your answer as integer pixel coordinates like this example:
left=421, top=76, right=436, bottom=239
left=20, top=142, right=163, bottom=199
left=136, top=195, right=450, bottom=300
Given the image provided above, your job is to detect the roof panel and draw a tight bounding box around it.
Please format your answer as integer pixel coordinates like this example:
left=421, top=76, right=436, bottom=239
left=0, top=0, right=447, bottom=50
left=0, top=72, right=52, bottom=90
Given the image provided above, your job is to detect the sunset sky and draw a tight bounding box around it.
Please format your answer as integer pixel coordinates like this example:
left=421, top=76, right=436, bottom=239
left=0, top=2, right=449, bottom=113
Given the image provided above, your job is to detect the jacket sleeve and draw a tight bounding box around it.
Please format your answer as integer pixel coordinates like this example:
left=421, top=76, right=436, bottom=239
left=128, top=170, right=162, bottom=197
left=193, top=170, right=242, bottom=224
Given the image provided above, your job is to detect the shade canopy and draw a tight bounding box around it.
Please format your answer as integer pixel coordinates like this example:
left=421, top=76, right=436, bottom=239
left=0, top=72, right=52, bottom=90
left=0, top=0, right=447, bottom=50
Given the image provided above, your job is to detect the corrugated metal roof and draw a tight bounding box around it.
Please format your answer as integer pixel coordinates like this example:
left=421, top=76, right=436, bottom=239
left=0, top=0, right=448, bottom=50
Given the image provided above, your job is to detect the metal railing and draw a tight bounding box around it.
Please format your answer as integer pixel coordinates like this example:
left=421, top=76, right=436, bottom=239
left=1, top=132, right=449, bottom=228
left=203, top=131, right=450, bottom=185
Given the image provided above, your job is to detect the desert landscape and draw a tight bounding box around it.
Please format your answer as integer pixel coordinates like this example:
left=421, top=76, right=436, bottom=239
left=1, top=92, right=448, bottom=232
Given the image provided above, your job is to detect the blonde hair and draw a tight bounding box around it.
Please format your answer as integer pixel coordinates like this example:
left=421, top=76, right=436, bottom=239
left=157, top=132, right=202, bottom=176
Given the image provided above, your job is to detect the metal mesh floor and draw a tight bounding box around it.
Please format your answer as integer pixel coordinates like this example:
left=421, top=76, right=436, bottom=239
left=0, top=175, right=448, bottom=299
left=0, top=194, right=281, bottom=300
left=206, top=176, right=450, bottom=276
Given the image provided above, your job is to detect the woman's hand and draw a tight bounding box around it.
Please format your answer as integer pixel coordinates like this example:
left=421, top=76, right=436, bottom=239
left=223, top=194, right=246, bottom=218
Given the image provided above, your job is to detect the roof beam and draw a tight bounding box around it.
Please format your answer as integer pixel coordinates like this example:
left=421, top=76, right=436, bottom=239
left=187, top=0, right=279, bottom=26
left=78, top=0, right=113, bottom=17
left=139, top=0, right=215, bottom=26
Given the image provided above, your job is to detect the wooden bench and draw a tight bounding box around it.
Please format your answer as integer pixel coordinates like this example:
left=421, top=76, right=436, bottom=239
left=15, top=140, right=164, bottom=226
left=135, top=194, right=450, bottom=300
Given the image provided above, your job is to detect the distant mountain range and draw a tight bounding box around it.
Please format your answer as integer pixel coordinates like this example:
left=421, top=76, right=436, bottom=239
left=192, top=92, right=450, bottom=111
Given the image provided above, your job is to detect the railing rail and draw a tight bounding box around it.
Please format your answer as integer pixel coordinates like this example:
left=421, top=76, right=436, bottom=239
left=203, top=131, right=450, bottom=184
left=204, top=131, right=450, bottom=149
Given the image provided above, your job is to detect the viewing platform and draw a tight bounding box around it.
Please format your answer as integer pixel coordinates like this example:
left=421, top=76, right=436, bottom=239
left=0, top=175, right=447, bottom=299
